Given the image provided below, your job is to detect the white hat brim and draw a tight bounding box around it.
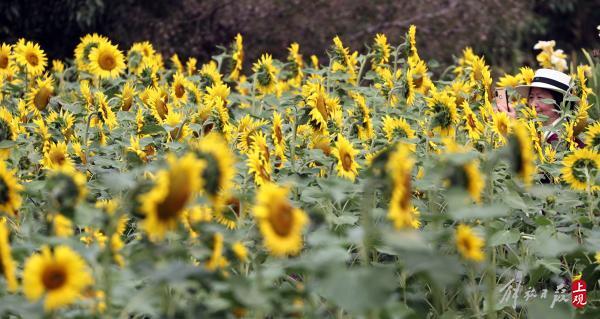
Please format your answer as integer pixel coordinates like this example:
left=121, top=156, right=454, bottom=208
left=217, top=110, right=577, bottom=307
left=515, top=83, right=567, bottom=99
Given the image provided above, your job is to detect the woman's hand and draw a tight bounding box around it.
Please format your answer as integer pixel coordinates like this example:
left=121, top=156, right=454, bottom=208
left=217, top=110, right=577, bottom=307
left=495, top=97, right=516, bottom=118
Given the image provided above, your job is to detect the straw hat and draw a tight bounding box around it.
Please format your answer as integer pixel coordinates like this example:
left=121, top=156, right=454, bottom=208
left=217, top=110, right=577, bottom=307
left=515, top=68, right=572, bottom=98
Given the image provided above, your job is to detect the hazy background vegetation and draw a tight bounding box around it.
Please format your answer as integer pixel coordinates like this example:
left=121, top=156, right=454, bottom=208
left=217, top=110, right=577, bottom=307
left=1, top=0, right=598, bottom=76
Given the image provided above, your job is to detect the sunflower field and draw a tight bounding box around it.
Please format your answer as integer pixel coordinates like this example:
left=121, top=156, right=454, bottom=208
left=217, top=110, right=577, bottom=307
left=0, top=26, right=599, bottom=318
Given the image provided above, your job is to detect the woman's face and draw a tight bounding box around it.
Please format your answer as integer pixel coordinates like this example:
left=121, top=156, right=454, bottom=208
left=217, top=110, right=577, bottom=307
left=528, top=87, right=559, bottom=125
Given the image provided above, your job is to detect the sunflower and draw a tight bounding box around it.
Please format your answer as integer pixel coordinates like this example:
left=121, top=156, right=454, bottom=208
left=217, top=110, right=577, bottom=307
left=47, top=166, right=87, bottom=213
left=371, top=33, right=391, bottom=67
left=0, top=108, right=17, bottom=159
left=386, top=143, right=420, bottom=229
left=87, top=42, right=126, bottom=79
left=170, top=72, right=190, bottom=105
left=408, top=56, right=432, bottom=94
left=331, top=134, right=360, bottom=181
left=585, top=122, right=600, bottom=151
left=286, top=42, right=304, bottom=86
left=496, top=73, right=522, bottom=88
left=252, top=54, right=278, bottom=95
left=41, top=141, right=73, bottom=170
left=118, top=81, right=136, bottom=111
left=381, top=115, right=415, bottom=143
left=253, top=183, right=308, bottom=257
left=199, top=61, right=223, bottom=90
left=25, top=75, right=54, bottom=115
left=561, top=148, right=600, bottom=191
left=232, top=241, right=249, bottom=263
left=147, top=86, right=169, bottom=121
left=352, top=92, right=375, bottom=141
left=272, top=111, right=286, bottom=151
left=194, top=133, right=236, bottom=209
left=0, top=218, right=18, bottom=292
left=138, top=153, right=205, bottom=241
left=448, top=160, right=485, bottom=203
left=461, top=101, right=484, bottom=141
left=47, top=109, right=75, bottom=139
left=0, top=43, right=14, bottom=76
left=206, top=232, right=229, bottom=271
left=425, top=91, right=458, bottom=137
left=518, top=66, right=535, bottom=85
left=507, top=121, right=535, bottom=186
left=229, top=34, right=244, bottom=81
left=492, top=111, right=512, bottom=145
left=407, top=25, right=418, bottom=58
left=23, top=245, right=94, bottom=311
left=14, top=39, right=47, bottom=76
left=455, top=224, right=485, bottom=262
left=206, top=82, right=231, bottom=102
left=74, top=33, right=109, bottom=72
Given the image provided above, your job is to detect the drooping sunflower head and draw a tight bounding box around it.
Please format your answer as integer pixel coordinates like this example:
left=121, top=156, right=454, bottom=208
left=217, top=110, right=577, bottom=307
left=88, top=41, right=126, bottom=79
left=14, top=39, right=47, bottom=76
left=507, top=121, right=535, bottom=186
left=331, top=134, right=360, bottom=181
left=138, top=153, right=205, bottom=241
left=253, top=183, right=308, bottom=257
left=455, top=224, right=485, bottom=262
left=23, top=245, right=94, bottom=311
left=252, top=54, right=278, bottom=95
left=561, top=148, right=600, bottom=192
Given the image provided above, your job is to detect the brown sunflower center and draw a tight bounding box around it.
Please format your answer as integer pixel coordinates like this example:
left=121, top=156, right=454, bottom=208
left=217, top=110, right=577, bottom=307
left=0, top=54, right=8, bottom=69
left=268, top=201, right=294, bottom=237
left=498, top=122, right=508, bottom=136
left=156, top=172, right=191, bottom=221
left=459, top=236, right=472, bottom=252
left=42, top=265, right=67, bottom=290
left=174, top=83, right=185, bottom=98
left=34, top=86, right=52, bottom=111
left=155, top=99, right=168, bottom=120
left=50, top=149, right=66, bottom=166
left=98, top=51, right=116, bottom=71
left=342, top=153, right=353, bottom=171
left=467, top=114, right=476, bottom=129
left=26, top=52, right=39, bottom=66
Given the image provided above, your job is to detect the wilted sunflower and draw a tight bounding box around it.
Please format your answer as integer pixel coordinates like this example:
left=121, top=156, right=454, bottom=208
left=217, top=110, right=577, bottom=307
left=14, top=39, right=47, bottom=76
left=584, top=122, right=600, bottom=151
left=455, top=224, right=485, bottom=262
left=138, top=154, right=205, bottom=241
left=386, top=143, right=420, bottom=229
left=23, top=245, right=94, bottom=311
left=561, top=148, right=600, bottom=191
left=0, top=218, right=18, bottom=292
left=331, top=134, right=360, bottom=181
left=194, top=133, right=236, bottom=209
left=41, top=141, right=73, bottom=170
left=252, top=54, right=278, bottom=95
left=425, top=91, right=458, bottom=137
left=253, top=183, right=308, bottom=257
left=507, top=121, right=535, bottom=186
left=87, top=41, right=126, bottom=79
left=25, top=75, right=54, bottom=115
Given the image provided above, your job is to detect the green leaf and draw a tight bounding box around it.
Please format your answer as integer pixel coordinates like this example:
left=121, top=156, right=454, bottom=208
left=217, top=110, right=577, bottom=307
left=449, top=204, right=509, bottom=220
left=488, top=229, right=520, bottom=247
left=0, top=140, right=16, bottom=149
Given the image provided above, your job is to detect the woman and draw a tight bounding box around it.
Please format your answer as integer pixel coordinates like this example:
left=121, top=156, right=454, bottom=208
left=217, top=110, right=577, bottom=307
left=496, top=68, right=584, bottom=147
